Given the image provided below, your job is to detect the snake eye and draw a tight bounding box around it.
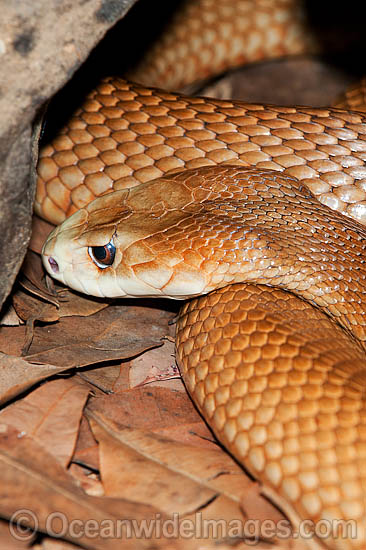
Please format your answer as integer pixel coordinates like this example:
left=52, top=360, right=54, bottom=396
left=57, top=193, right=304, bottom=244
left=88, top=239, right=116, bottom=269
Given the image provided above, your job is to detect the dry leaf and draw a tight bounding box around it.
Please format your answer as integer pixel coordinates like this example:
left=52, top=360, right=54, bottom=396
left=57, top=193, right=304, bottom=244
left=88, top=414, right=217, bottom=515
left=129, top=340, right=181, bottom=390
left=0, top=378, right=90, bottom=467
left=25, top=303, right=172, bottom=366
left=87, top=410, right=290, bottom=548
left=77, top=364, right=124, bottom=393
left=0, top=425, right=184, bottom=550
left=0, top=353, right=72, bottom=406
left=12, top=286, right=59, bottom=324
left=72, top=416, right=99, bottom=471
left=88, top=385, right=216, bottom=448
left=0, top=303, right=173, bottom=368
left=57, top=291, right=109, bottom=318
left=87, top=410, right=312, bottom=549
left=0, top=517, right=34, bottom=548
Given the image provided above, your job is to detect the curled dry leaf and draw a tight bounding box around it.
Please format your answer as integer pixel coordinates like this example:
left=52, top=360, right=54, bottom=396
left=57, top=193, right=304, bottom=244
left=87, top=385, right=216, bottom=448
left=0, top=425, right=185, bottom=550
left=88, top=414, right=218, bottom=515
left=26, top=303, right=172, bottom=367
left=77, top=364, right=125, bottom=394
left=129, top=340, right=181, bottom=390
left=72, top=417, right=99, bottom=472
left=87, top=410, right=295, bottom=549
left=0, top=353, right=70, bottom=406
left=56, top=290, right=110, bottom=319
left=0, top=378, right=90, bottom=467
left=0, top=517, right=35, bottom=548
left=0, top=303, right=173, bottom=368
left=12, top=287, right=59, bottom=324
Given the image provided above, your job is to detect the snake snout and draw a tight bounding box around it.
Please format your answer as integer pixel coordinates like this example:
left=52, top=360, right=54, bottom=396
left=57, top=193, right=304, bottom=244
left=41, top=225, right=73, bottom=284
left=47, top=256, right=59, bottom=274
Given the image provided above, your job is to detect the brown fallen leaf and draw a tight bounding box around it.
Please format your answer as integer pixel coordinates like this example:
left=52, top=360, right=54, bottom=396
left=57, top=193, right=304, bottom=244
left=0, top=302, right=22, bottom=326
left=87, top=408, right=245, bottom=490
left=88, top=385, right=216, bottom=448
left=77, top=364, right=125, bottom=394
left=87, top=410, right=293, bottom=548
left=87, top=410, right=312, bottom=549
left=0, top=517, right=34, bottom=548
left=88, top=414, right=217, bottom=515
left=27, top=302, right=172, bottom=366
left=11, top=286, right=60, bottom=354
left=0, top=378, right=90, bottom=467
left=57, top=290, right=110, bottom=319
left=12, top=286, right=59, bottom=324
left=0, top=353, right=73, bottom=406
left=72, top=416, right=100, bottom=471
left=0, top=424, right=185, bottom=550
left=129, top=340, right=181, bottom=390
left=0, top=302, right=173, bottom=368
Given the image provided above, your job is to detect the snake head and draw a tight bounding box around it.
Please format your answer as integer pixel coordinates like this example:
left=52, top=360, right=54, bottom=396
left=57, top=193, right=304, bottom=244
left=41, top=179, right=211, bottom=298
left=43, top=165, right=366, bottom=314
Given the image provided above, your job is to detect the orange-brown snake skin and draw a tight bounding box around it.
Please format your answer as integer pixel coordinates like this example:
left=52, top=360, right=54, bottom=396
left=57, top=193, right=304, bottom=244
left=38, top=1, right=366, bottom=548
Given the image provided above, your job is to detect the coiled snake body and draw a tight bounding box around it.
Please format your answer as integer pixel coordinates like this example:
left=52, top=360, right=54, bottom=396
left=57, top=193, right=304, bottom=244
left=39, top=1, right=366, bottom=548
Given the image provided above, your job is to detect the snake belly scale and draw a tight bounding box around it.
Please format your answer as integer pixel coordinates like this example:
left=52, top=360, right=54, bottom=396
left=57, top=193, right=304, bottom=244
left=37, top=2, right=366, bottom=548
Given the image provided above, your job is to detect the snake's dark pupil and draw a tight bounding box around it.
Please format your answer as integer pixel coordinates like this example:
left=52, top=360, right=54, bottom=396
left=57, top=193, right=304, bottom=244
left=93, top=246, right=107, bottom=261
left=89, top=241, right=116, bottom=268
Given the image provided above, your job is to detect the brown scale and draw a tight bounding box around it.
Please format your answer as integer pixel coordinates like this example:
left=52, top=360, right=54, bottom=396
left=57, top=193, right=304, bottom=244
left=335, top=78, right=366, bottom=114
left=36, top=78, right=366, bottom=226
left=126, top=0, right=319, bottom=90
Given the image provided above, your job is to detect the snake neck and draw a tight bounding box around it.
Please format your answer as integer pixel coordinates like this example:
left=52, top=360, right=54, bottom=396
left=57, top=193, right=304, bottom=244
left=138, top=169, right=366, bottom=347
left=197, top=223, right=366, bottom=349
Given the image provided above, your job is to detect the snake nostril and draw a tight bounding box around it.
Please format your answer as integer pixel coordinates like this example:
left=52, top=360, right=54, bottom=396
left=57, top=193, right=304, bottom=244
left=48, top=257, right=59, bottom=274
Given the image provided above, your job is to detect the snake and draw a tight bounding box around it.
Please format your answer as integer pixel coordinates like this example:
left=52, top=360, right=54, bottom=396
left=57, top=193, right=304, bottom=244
left=36, top=1, right=366, bottom=548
